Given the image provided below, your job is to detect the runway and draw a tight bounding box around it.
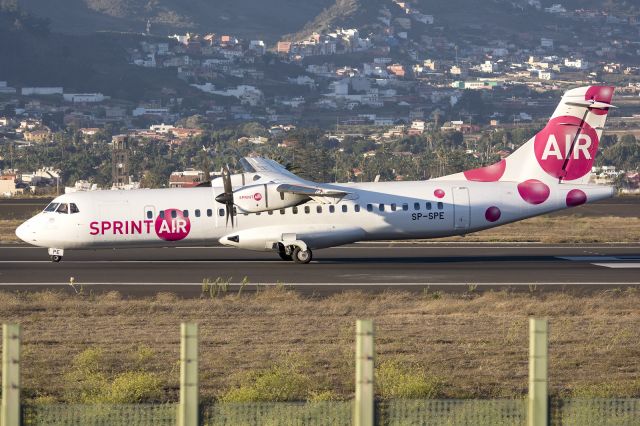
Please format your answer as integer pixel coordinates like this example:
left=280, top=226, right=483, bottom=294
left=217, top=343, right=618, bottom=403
left=1, top=243, right=639, bottom=295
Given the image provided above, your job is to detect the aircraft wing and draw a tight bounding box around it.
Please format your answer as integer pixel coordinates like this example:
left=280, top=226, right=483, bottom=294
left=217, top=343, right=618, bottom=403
left=240, top=157, right=350, bottom=204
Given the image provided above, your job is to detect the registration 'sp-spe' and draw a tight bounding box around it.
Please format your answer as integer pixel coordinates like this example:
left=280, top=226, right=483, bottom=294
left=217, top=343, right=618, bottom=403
left=17, top=86, right=616, bottom=264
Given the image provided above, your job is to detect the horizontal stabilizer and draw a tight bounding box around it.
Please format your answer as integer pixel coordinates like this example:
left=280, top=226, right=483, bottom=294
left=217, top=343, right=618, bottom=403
left=566, top=100, right=617, bottom=109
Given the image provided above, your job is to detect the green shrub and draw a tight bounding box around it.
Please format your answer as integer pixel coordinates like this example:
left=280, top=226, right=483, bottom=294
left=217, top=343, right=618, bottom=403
left=376, top=360, right=443, bottom=399
left=220, top=364, right=312, bottom=402
left=105, top=371, right=163, bottom=403
left=64, top=346, right=164, bottom=403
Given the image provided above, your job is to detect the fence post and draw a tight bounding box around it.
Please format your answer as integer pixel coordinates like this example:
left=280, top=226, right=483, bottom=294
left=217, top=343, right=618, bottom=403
left=178, top=322, right=198, bottom=426
left=2, top=323, right=21, bottom=426
left=528, top=318, right=548, bottom=426
left=354, top=319, right=375, bottom=426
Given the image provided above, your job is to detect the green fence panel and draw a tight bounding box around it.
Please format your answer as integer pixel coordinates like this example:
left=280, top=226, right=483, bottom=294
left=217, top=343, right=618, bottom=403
left=377, top=399, right=528, bottom=426
left=22, top=403, right=177, bottom=426
left=201, top=401, right=352, bottom=426
left=551, top=398, right=640, bottom=426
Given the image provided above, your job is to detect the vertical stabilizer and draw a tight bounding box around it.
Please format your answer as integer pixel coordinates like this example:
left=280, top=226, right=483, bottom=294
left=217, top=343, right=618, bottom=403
left=438, top=86, right=615, bottom=186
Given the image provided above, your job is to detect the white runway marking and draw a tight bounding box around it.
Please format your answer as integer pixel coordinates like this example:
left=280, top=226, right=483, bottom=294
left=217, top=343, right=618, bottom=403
left=1, top=282, right=639, bottom=286
left=592, top=263, right=640, bottom=269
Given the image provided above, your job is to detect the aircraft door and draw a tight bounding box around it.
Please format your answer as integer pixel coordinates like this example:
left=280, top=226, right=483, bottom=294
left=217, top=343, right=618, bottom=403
left=452, top=187, right=470, bottom=229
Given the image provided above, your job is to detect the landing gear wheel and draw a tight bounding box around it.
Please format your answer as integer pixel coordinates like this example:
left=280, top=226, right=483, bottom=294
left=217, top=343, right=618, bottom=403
left=292, top=247, right=312, bottom=264
left=50, top=255, right=62, bottom=263
left=278, top=252, right=292, bottom=261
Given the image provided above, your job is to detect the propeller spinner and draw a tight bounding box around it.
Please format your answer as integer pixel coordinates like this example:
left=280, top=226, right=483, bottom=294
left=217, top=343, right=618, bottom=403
left=215, top=165, right=235, bottom=227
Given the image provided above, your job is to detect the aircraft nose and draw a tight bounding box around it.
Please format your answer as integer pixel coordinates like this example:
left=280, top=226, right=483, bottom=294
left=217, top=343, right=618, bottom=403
left=15, top=221, right=35, bottom=244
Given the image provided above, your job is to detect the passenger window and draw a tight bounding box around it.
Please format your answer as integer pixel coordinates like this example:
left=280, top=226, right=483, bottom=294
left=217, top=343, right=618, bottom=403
left=317, top=206, right=323, bottom=213
left=414, top=202, right=420, bottom=210
left=342, top=205, right=348, bottom=213
left=207, top=209, right=213, bottom=217
left=402, top=203, right=408, bottom=211
left=171, top=210, right=177, bottom=219
left=367, top=204, right=373, bottom=212
left=304, top=206, right=310, bottom=214
left=354, top=205, right=360, bottom=212
left=70, top=203, right=80, bottom=214
left=159, top=211, right=165, bottom=219
left=292, top=207, right=298, bottom=214
left=379, top=204, right=385, bottom=212
left=329, top=205, right=335, bottom=213
left=426, top=202, right=432, bottom=210
left=44, top=203, right=59, bottom=212
left=391, top=203, right=397, bottom=211
left=183, top=210, right=189, bottom=217
left=56, top=203, right=69, bottom=214
left=146, top=210, right=153, bottom=219
left=437, top=202, right=444, bottom=210
left=195, top=209, right=201, bottom=218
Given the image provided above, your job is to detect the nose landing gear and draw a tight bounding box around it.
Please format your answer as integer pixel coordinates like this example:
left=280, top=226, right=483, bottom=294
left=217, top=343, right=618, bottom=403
left=48, top=248, right=64, bottom=263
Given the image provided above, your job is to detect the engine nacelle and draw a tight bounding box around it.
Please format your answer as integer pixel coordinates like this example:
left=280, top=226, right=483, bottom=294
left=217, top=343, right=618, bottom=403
left=233, top=183, right=307, bottom=213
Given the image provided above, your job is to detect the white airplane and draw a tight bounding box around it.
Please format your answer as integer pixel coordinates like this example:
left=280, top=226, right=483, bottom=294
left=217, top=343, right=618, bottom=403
left=16, top=86, right=616, bottom=264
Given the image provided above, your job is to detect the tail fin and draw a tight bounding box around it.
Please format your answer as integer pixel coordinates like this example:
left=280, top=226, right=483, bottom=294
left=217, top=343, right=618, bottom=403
left=439, top=86, right=615, bottom=185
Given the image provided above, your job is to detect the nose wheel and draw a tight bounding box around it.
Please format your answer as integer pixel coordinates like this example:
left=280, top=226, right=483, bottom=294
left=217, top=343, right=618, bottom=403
left=48, top=248, right=64, bottom=263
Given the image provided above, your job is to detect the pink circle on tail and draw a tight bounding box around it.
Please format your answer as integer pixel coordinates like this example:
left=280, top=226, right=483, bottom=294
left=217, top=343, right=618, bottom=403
left=155, top=208, right=191, bottom=241
left=463, top=159, right=506, bottom=182
left=485, top=206, right=501, bottom=222
left=566, top=189, right=587, bottom=207
left=517, top=179, right=550, bottom=205
left=585, top=86, right=614, bottom=116
left=434, top=189, right=445, bottom=198
left=533, top=115, right=599, bottom=181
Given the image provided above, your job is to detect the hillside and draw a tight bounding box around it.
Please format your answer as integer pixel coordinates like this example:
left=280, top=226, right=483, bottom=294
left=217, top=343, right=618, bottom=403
left=18, top=0, right=637, bottom=44
left=19, top=0, right=336, bottom=41
left=0, top=8, right=192, bottom=100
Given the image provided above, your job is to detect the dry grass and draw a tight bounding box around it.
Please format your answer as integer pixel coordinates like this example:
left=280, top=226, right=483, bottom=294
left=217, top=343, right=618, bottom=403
left=0, top=220, right=21, bottom=244
left=439, top=216, right=640, bottom=243
left=1, top=289, right=640, bottom=402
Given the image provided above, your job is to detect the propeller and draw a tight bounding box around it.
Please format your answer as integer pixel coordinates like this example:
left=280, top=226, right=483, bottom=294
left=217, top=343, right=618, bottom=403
left=215, top=165, right=235, bottom=227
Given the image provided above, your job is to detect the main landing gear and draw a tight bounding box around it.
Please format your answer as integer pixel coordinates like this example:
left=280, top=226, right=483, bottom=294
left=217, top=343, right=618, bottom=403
left=277, top=243, right=312, bottom=264
left=48, top=248, right=64, bottom=263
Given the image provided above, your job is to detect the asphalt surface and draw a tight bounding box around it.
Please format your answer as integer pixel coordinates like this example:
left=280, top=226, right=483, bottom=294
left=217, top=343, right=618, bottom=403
left=1, top=243, right=639, bottom=296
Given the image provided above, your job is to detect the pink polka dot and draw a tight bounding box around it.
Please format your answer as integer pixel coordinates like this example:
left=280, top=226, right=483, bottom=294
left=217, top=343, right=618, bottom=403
left=463, top=159, right=506, bottom=182
left=517, top=179, right=550, bottom=205
left=485, top=206, right=501, bottom=222
left=434, top=189, right=445, bottom=198
left=566, top=189, right=587, bottom=207
left=585, top=86, right=614, bottom=116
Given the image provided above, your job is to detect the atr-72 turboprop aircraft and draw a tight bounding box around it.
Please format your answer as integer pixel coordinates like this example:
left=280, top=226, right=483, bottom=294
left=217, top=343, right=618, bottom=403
left=16, top=86, right=616, bottom=263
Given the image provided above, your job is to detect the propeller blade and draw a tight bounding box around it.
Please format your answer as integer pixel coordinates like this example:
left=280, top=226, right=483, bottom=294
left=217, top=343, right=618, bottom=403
left=222, top=165, right=232, bottom=195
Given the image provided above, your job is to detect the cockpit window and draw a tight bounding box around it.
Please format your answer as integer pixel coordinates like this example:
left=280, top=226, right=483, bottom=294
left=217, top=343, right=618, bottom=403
left=56, top=203, right=69, bottom=214
left=70, top=203, right=80, bottom=214
left=44, top=203, right=59, bottom=212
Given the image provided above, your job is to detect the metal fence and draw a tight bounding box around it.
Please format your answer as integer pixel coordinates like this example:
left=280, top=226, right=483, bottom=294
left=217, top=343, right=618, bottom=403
left=201, top=401, right=352, bottom=425
left=18, top=399, right=640, bottom=426
left=550, top=398, right=640, bottom=426
left=22, top=403, right=177, bottom=426
left=377, top=399, right=527, bottom=426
